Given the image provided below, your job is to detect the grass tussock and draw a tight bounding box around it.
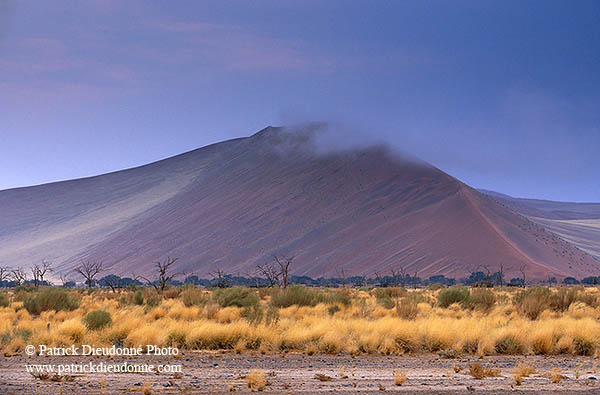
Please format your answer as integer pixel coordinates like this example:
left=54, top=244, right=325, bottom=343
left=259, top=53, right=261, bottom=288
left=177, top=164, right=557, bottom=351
left=469, top=363, right=501, bottom=379
left=246, top=369, right=266, bottom=391
left=394, top=369, right=407, bottom=385
left=513, top=363, right=536, bottom=385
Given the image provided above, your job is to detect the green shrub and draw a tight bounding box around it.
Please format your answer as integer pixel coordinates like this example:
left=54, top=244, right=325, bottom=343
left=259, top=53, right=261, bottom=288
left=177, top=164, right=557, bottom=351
left=576, top=291, right=599, bottom=308
left=133, top=289, right=144, bottom=305
left=213, top=287, right=259, bottom=308
left=0, top=293, right=9, bottom=307
left=573, top=337, right=595, bottom=356
left=242, top=304, right=264, bottom=325
left=321, top=289, right=352, bottom=306
left=465, top=288, right=496, bottom=311
left=514, top=287, right=552, bottom=320
left=181, top=287, right=206, bottom=307
left=166, top=330, right=187, bottom=348
left=438, top=287, right=470, bottom=308
left=15, top=328, right=31, bottom=340
left=550, top=287, right=578, bottom=312
left=328, top=305, right=341, bottom=315
left=145, top=292, right=161, bottom=307
left=270, top=285, right=317, bottom=308
left=83, top=310, right=112, bottom=330
left=14, top=286, right=38, bottom=302
left=24, top=287, right=79, bottom=315
left=377, top=296, right=395, bottom=309
left=264, top=305, right=280, bottom=326
left=495, top=335, right=524, bottom=355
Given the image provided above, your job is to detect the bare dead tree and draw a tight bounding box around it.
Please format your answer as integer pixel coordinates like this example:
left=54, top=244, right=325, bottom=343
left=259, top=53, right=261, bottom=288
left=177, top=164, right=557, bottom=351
left=141, top=257, right=179, bottom=291
left=389, top=268, right=400, bottom=287
left=255, top=263, right=280, bottom=287
left=273, top=255, right=294, bottom=289
left=497, top=264, right=511, bottom=287
left=519, top=264, right=527, bottom=288
left=130, top=272, right=142, bottom=284
left=103, top=275, right=122, bottom=293
left=0, top=266, right=10, bottom=283
left=74, top=261, right=104, bottom=289
left=398, top=266, right=407, bottom=287
left=476, top=265, right=492, bottom=287
left=244, top=269, right=261, bottom=288
left=412, top=269, right=419, bottom=289
left=32, top=260, right=53, bottom=287
left=336, top=267, right=347, bottom=288
left=59, top=273, right=70, bottom=287
left=11, top=268, right=28, bottom=286
left=374, top=271, right=382, bottom=286
left=209, top=268, right=231, bottom=288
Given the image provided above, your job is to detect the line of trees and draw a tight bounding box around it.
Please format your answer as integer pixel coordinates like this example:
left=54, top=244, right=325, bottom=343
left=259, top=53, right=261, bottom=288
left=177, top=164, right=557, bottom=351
left=0, top=258, right=595, bottom=290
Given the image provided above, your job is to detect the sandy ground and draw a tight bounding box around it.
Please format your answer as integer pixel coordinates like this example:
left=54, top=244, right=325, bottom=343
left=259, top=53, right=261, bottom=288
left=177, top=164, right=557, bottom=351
left=1, top=352, right=600, bottom=394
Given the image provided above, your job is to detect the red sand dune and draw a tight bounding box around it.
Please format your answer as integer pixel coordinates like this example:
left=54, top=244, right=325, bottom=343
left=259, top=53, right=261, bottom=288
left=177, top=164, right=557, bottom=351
left=1, top=126, right=598, bottom=280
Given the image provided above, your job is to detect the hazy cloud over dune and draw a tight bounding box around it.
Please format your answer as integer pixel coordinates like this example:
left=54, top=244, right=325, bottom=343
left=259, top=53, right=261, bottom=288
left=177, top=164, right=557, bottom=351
left=0, top=1, right=599, bottom=202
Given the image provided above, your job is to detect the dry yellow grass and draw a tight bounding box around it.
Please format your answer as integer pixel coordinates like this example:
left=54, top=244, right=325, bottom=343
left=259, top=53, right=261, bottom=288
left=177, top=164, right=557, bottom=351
left=394, top=369, right=407, bottom=385
left=1, top=286, right=600, bottom=358
left=246, top=369, right=266, bottom=391
left=513, top=362, right=536, bottom=385
left=469, top=363, right=501, bottom=379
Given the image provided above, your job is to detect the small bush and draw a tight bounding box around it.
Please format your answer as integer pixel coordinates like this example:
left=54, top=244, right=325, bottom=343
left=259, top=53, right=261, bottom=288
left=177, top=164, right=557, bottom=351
left=264, top=305, right=280, bottom=326
left=396, top=296, right=419, bottom=320
left=14, top=286, right=38, bottom=302
left=145, top=292, right=161, bottom=307
left=328, top=305, right=340, bottom=316
left=465, top=288, right=496, bottom=311
left=0, top=293, right=9, bottom=307
left=438, top=287, right=470, bottom=308
left=550, top=287, right=578, bottom=312
left=24, top=287, right=79, bottom=315
left=133, top=290, right=145, bottom=305
left=514, top=287, right=552, bottom=320
left=15, top=328, right=31, bottom=341
left=573, top=337, right=595, bottom=356
left=181, top=287, right=206, bottom=307
left=242, top=304, right=264, bottom=325
left=576, top=292, right=599, bottom=308
left=321, top=289, right=352, bottom=306
left=377, top=296, right=395, bottom=309
left=166, top=330, right=187, bottom=348
left=495, top=335, right=524, bottom=355
left=214, top=287, right=259, bottom=308
left=162, top=288, right=180, bottom=299
left=83, top=310, right=112, bottom=330
left=271, top=285, right=316, bottom=308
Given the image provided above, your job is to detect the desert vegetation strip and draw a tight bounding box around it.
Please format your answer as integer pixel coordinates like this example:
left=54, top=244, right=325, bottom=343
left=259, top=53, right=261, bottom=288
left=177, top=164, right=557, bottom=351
left=2, top=284, right=600, bottom=358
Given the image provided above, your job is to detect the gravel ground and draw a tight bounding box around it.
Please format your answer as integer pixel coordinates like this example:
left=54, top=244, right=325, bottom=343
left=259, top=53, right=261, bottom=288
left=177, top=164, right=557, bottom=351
left=1, top=352, right=599, bottom=394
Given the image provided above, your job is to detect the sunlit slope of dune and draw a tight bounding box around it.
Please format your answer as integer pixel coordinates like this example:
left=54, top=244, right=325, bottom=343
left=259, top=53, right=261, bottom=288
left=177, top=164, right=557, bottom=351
left=528, top=218, right=600, bottom=259
left=1, top=126, right=598, bottom=279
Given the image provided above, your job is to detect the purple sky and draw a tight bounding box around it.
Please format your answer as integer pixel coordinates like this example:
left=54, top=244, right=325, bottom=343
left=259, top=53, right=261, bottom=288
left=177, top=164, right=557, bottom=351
left=1, top=1, right=599, bottom=202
